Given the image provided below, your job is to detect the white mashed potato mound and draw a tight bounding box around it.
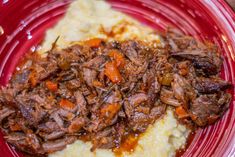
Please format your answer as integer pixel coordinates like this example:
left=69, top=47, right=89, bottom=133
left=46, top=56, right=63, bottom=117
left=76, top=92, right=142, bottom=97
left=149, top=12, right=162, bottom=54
left=42, top=0, right=190, bottom=157
left=41, top=0, right=160, bottom=52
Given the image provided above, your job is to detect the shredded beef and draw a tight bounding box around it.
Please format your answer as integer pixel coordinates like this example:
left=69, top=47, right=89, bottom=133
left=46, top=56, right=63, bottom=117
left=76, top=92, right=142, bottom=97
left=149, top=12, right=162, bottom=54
left=0, top=32, right=232, bottom=155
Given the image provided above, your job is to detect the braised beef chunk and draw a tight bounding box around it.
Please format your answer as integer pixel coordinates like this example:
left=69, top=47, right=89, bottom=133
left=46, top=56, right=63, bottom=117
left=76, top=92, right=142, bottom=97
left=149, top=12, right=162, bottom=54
left=167, top=30, right=222, bottom=75
left=0, top=32, right=232, bottom=156
left=190, top=93, right=231, bottom=126
left=194, top=77, right=232, bottom=93
left=0, top=106, right=15, bottom=123
left=42, top=136, right=77, bottom=153
left=170, top=51, right=220, bottom=75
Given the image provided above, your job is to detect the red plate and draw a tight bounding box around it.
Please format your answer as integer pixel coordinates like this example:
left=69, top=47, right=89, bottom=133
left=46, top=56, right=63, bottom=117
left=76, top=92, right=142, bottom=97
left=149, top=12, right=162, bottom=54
left=0, top=0, right=234, bottom=156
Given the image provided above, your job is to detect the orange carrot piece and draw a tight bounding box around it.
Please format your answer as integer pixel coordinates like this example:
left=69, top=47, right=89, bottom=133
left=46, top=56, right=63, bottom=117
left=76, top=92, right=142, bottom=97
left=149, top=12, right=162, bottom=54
left=104, top=61, right=122, bottom=83
left=84, top=38, right=102, bottom=48
left=68, top=117, right=85, bottom=133
left=29, top=71, right=37, bottom=87
left=10, top=123, right=21, bottom=131
left=92, top=80, right=103, bottom=87
left=59, top=99, right=76, bottom=110
left=46, top=81, right=58, bottom=92
left=100, top=103, right=121, bottom=118
left=190, top=114, right=197, bottom=121
left=179, top=68, right=188, bottom=76
left=175, top=106, right=189, bottom=118
left=108, top=50, right=125, bottom=67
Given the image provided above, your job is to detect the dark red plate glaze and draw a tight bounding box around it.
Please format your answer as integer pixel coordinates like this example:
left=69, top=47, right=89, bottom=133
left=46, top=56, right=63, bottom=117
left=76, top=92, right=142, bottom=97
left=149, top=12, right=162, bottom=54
left=0, top=0, right=234, bottom=156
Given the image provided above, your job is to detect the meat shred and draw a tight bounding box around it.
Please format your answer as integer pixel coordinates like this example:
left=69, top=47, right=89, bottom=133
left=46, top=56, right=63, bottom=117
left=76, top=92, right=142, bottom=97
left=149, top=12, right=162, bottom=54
left=0, top=31, right=232, bottom=155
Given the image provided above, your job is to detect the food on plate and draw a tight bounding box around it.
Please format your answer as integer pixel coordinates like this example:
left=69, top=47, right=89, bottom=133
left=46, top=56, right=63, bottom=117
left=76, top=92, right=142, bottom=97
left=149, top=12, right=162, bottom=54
left=0, top=34, right=231, bottom=156
left=0, top=0, right=232, bottom=157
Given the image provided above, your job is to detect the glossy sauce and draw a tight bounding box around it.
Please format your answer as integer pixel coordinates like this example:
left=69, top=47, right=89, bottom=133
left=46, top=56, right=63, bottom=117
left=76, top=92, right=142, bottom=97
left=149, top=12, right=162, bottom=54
left=99, top=21, right=128, bottom=38
left=175, top=131, right=196, bottom=157
left=113, top=133, right=140, bottom=157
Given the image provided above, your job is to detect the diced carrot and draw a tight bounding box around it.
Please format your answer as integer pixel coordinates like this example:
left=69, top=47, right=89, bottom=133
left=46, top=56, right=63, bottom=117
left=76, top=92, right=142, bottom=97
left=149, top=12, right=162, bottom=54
left=175, top=106, right=189, bottom=118
left=190, top=114, right=197, bottom=121
left=104, top=61, right=122, bottom=83
left=100, top=103, right=121, bottom=118
left=10, top=123, right=21, bottom=131
left=45, top=81, right=58, bottom=92
left=84, top=38, right=103, bottom=48
left=108, top=50, right=125, bottom=67
left=179, top=68, right=188, bottom=76
left=68, top=117, right=85, bottom=133
left=29, top=71, right=37, bottom=87
left=59, top=99, right=76, bottom=110
left=92, top=80, right=103, bottom=87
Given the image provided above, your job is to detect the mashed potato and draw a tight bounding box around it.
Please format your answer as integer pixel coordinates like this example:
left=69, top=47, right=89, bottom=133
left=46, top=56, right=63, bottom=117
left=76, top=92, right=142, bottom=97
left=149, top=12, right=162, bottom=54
left=41, top=0, right=161, bottom=52
left=42, top=0, right=190, bottom=157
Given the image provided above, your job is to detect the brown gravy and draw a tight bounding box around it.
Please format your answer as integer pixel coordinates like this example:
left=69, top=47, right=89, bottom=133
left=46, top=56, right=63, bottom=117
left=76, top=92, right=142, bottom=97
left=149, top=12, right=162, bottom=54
left=113, top=133, right=140, bottom=156
left=175, top=131, right=196, bottom=157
